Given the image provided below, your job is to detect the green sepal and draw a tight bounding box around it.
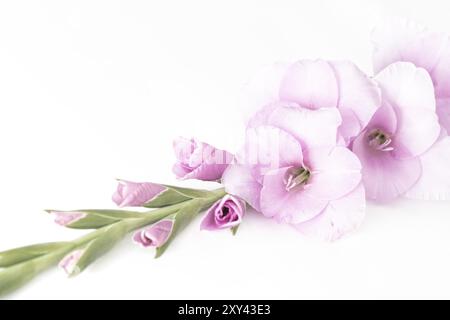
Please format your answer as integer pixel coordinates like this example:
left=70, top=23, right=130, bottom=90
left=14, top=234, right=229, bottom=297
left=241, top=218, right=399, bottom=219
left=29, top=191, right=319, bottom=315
left=0, top=242, right=70, bottom=268
left=48, top=209, right=148, bottom=229
left=68, top=222, right=129, bottom=276
left=231, top=225, right=239, bottom=236
left=155, top=199, right=203, bottom=258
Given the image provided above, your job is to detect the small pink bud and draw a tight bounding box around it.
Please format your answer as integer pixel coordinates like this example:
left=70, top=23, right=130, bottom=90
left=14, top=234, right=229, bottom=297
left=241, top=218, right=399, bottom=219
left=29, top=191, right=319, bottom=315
left=50, top=211, right=86, bottom=227
left=112, top=180, right=166, bottom=207
left=200, top=195, right=246, bottom=231
left=59, top=249, right=85, bottom=275
left=132, top=220, right=174, bottom=248
left=172, top=137, right=233, bottom=181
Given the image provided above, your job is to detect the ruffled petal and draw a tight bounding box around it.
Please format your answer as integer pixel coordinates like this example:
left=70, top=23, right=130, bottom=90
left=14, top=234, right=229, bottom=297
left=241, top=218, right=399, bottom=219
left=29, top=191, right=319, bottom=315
left=240, top=125, right=303, bottom=178
left=295, top=183, right=365, bottom=241
left=404, top=137, right=450, bottom=200
left=375, top=62, right=440, bottom=158
left=279, top=59, right=338, bottom=109
left=367, top=102, right=398, bottom=135
left=437, top=98, right=450, bottom=133
left=249, top=104, right=341, bottom=149
left=372, top=19, right=447, bottom=77
left=352, top=132, right=422, bottom=202
left=329, top=61, right=381, bottom=143
left=338, top=108, right=364, bottom=147
left=239, top=62, right=291, bottom=123
left=222, top=164, right=262, bottom=211
left=305, top=146, right=362, bottom=201
left=431, top=40, right=450, bottom=98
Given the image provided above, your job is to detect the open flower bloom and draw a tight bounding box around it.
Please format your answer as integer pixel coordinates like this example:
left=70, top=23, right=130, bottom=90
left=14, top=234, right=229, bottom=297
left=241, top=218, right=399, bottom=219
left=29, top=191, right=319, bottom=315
left=372, top=19, right=450, bottom=133
left=200, top=195, right=246, bottom=231
left=172, top=137, right=234, bottom=181
left=239, top=59, right=381, bottom=146
left=352, top=62, right=450, bottom=201
left=223, top=104, right=365, bottom=241
left=133, top=220, right=173, bottom=248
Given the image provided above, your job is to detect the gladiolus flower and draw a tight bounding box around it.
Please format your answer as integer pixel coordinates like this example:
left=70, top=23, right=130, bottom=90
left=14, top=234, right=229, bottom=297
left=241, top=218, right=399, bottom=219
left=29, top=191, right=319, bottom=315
left=239, top=59, right=381, bottom=146
left=224, top=104, right=365, bottom=241
left=372, top=19, right=450, bottom=132
left=352, top=62, right=448, bottom=201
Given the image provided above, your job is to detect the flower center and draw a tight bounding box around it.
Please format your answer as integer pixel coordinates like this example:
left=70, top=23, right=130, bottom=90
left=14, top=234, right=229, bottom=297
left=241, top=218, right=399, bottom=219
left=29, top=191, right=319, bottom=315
left=284, top=167, right=310, bottom=191
left=220, top=206, right=229, bottom=217
left=367, top=129, right=394, bottom=151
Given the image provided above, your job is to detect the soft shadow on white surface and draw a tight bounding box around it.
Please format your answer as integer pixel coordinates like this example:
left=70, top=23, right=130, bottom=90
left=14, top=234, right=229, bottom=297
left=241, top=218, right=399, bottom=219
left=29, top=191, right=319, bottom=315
left=1, top=0, right=450, bottom=299
left=4, top=200, right=450, bottom=299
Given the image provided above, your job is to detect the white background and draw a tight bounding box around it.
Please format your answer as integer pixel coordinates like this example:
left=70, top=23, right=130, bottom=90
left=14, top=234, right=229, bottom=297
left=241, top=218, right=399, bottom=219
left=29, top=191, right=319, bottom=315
left=1, top=0, right=450, bottom=299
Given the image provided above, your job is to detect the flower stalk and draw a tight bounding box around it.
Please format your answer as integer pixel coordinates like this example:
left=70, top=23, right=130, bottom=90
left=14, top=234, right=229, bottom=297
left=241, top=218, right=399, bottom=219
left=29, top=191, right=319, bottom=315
left=0, top=188, right=226, bottom=297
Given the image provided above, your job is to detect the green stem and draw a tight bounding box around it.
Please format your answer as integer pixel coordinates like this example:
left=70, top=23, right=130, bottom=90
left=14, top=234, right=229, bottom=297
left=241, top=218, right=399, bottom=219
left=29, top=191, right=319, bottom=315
left=0, top=188, right=226, bottom=297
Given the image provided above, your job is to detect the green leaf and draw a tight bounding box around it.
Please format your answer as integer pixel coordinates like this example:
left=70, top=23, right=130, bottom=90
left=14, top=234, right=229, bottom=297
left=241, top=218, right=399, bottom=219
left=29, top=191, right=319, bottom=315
left=231, top=225, right=239, bottom=236
left=162, top=185, right=214, bottom=199
left=155, top=199, right=203, bottom=258
left=68, top=222, right=129, bottom=276
left=143, top=185, right=212, bottom=208
left=49, top=209, right=150, bottom=229
left=0, top=242, right=73, bottom=296
left=0, top=242, right=70, bottom=268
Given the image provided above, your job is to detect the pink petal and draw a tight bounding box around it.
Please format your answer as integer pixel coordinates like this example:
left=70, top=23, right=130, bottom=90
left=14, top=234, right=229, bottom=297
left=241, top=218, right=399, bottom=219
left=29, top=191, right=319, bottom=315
left=172, top=138, right=234, bottom=181
left=180, top=162, right=230, bottom=181
left=329, top=61, right=381, bottom=143
left=338, top=108, right=364, bottom=147
left=367, top=103, right=398, bottom=135
left=112, top=180, right=166, bottom=207
left=295, top=183, right=366, bottom=241
left=240, top=125, right=303, bottom=178
left=200, top=195, right=245, bottom=230
left=279, top=59, right=338, bottom=109
left=251, top=104, right=341, bottom=149
left=239, top=62, right=291, bottom=122
left=430, top=40, right=450, bottom=99
left=437, top=98, right=450, bottom=134
left=59, top=249, right=84, bottom=275
left=133, top=220, right=173, bottom=248
left=405, top=137, right=450, bottom=200
left=305, top=146, right=362, bottom=201
left=51, top=211, right=86, bottom=226
left=222, top=164, right=262, bottom=211
left=352, top=132, right=422, bottom=202
left=375, top=62, right=440, bottom=158
left=173, top=137, right=195, bottom=163
left=372, top=19, right=447, bottom=78
left=260, top=167, right=329, bottom=223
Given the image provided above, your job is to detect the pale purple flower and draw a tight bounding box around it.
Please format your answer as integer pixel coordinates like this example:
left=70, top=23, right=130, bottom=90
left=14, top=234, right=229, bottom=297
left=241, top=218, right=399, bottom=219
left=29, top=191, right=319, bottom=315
left=372, top=19, right=450, bottom=132
left=223, top=103, right=365, bottom=241
left=172, top=137, right=233, bottom=181
left=112, top=179, right=166, bottom=207
left=49, top=211, right=86, bottom=226
left=59, top=249, right=84, bottom=275
left=133, top=220, right=173, bottom=248
left=352, top=62, right=448, bottom=201
left=239, top=59, right=381, bottom=146
left=200, top=195, right=245, bottom=231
